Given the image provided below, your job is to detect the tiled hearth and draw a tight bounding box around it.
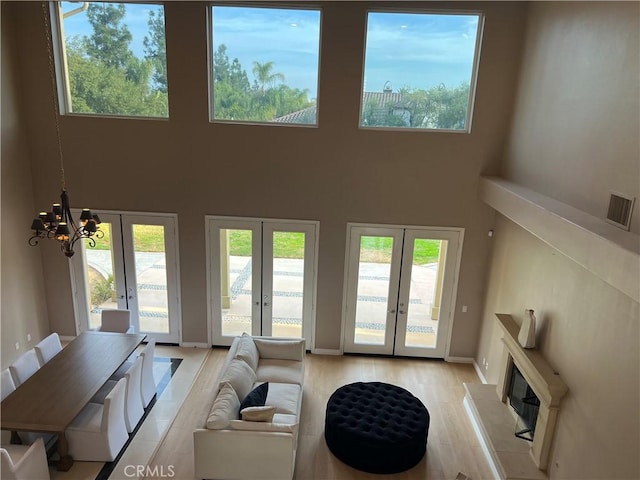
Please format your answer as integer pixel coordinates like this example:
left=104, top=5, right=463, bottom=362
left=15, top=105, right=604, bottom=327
left=464, top=314, right=568, bottom=480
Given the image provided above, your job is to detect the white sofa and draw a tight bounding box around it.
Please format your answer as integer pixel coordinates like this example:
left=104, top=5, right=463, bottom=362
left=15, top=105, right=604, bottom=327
left=194, top=334, right=306, bottom=480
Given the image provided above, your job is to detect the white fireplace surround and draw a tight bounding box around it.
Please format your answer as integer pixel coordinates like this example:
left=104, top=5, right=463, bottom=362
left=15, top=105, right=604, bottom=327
left=464, top=314, right=568, bottom=480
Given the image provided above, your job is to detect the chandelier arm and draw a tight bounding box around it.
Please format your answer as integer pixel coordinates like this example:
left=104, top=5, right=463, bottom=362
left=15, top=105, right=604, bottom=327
left=28, top=236, right=42, bottom=247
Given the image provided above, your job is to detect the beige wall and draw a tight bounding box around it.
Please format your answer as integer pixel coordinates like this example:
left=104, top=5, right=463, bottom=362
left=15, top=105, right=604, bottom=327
left=1, top=2, right=51, bottom=367
left=503, top=1, right=640, bottom=234
left=478, top=216, right=639, bottom=478
left=7, top=2, right=526, bottom=352
left=477, top=2, right=640, bottom=478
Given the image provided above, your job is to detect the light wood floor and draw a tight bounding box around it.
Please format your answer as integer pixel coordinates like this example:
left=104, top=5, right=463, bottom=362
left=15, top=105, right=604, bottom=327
left=145, top=349, right=494, bottom=480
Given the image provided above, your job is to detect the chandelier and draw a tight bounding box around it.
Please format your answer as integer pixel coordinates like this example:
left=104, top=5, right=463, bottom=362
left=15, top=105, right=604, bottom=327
left=28, top=2, right=101, bottom=258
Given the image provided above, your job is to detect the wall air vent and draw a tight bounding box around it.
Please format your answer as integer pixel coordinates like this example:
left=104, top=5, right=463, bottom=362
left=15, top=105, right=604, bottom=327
left=606, top=192, right=635, bottom=231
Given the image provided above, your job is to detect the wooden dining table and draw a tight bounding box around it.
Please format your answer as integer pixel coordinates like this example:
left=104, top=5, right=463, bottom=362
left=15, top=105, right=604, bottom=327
left=1, top=331, right=146, bottom=471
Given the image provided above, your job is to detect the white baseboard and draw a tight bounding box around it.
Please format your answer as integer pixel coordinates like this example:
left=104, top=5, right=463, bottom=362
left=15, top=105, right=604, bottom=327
left=311, top=348, right=342, bottom=355
left=473, top=360, right=489, bottom=384
left=180, top=342, right=210, bottom=349
left=445, top=355, right=473, bottom=363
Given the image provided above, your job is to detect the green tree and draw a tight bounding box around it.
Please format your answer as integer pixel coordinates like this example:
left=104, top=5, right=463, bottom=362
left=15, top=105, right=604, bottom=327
left=212, top=45, right=314, bottom=122
left=362, top=83, right=470, bottom=129
left=66, top=4, right=168, bottom=117
left=252, top=61, right=285, bottom=93
left=143, top=9, right=168, bottom=93
left=84, top=3, right=133, bottom=70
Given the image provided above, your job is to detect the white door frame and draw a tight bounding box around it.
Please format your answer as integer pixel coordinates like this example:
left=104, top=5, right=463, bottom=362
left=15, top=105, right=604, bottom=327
left=207, top=218, right=262, bottom=345
left=341, top=223, right=464, bottom=358
left=206, top=215, right=319, bottom=348
left=342, top=226, right=404, bottom=355
left=69, top=210, right=182, bottom=344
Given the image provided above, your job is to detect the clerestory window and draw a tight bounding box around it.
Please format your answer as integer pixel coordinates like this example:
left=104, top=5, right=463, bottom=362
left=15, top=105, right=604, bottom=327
left=53, top=1, right=169, bottom=118
left=209, top=5, right=322, bottom=126
left=360, top=11, right=484, bottom=132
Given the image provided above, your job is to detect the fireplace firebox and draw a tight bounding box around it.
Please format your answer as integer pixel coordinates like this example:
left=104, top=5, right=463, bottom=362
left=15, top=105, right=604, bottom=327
left=508, top=364, right=540, bottom=441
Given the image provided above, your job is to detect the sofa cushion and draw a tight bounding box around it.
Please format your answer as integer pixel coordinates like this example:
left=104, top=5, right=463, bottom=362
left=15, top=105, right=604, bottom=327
left=206, top=382, right=240, bottom=430
left=240, top=382, right=269, bottom=411
left=229, top=417, right=298, bottom=434
left=241, top=405, right=276, bottom=422
left=256, top=359, right=304, bottom=385
left=235, top=333, right=259, bottom=371
left=263, top=382, right=301, bottom=415
left=253, top=338, right=304, bottom=361
left=220, top=359, right=256, bottom=400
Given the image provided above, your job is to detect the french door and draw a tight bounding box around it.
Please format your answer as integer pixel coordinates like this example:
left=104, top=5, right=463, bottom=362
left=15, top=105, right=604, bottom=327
left=343, top=224, right=463, bottom=358
left=70, top=212, right=181, bottom=343
left=207, top=217, right=318, bottom=346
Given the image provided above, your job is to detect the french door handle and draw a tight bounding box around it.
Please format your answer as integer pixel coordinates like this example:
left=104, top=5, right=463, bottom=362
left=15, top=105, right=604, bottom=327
left=398, top=310, right=406, bottom=315
left=389, top=309, right=396, bottom=314
left=263, top=302, right=270, bottom=307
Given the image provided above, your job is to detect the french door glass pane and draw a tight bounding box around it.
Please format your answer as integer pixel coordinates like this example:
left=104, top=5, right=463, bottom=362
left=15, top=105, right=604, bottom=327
left=84, top=222, right=118, bottom=330
left=354, top=236, right=393, bottom=345
left=271, top=231, right=305, bottom=338
left=221, top=229, right=253, bottom=337
left=404, top=239, right=445, bottom=348
left=132, top=224, right=169, bottom=333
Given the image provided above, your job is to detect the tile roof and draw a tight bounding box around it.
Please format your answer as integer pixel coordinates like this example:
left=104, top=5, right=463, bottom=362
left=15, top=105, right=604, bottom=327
left=272, top=91, right=408, bottom=124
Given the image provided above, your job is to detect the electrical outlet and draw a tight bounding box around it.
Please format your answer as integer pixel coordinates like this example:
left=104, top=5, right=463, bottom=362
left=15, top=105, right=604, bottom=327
left=482, top=357, right=486, bottom=366
left=27, top=333, right=31, bottom=342
left=485, top=361, right=489, bottom=370
left=15, top=342, right=19, bottom=350
left=462, top=305, right=468, bottom=313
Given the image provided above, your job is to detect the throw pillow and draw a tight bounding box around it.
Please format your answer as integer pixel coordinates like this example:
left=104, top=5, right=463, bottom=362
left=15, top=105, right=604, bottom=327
left=206, top=382, right=240, bottom=429
left=253, top=338, right=304, bottom=360
left=240, top=405, right=276, bottom=422
left=234, top=333, right=259, bottom=371
left=220, top=358, right=257, bottom=400
left=240, top=382, right=269, bottom=411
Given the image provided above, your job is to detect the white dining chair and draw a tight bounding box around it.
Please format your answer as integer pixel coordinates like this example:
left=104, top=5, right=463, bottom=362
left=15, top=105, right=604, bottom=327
left=139, top=338, right=157, bottom=407
left=123, top=356, right=144, bottom=432
left=0, top=438, right=50, bottom=480
left=9, top=349, right=40, bottom=386
left=97, top=309, right=134, bottom=333
left=90, top=356, right=144, bottom=433
left=1, top=368, right=16, bottom=401
left=66, top=378, right=129, bottom=462
left=1, top=367, right=55, bottom=447
left=34, top=333, right=63, bottom=366
left=1, top=369, right=16, bottom=444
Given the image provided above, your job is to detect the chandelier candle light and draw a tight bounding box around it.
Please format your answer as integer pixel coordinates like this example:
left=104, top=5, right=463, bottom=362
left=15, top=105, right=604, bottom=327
left=29, top=1, right=101, bottom=258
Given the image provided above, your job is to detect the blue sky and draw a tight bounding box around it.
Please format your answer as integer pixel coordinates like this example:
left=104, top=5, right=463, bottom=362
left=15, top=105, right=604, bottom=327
left=62, top=3, right=480, bottom=97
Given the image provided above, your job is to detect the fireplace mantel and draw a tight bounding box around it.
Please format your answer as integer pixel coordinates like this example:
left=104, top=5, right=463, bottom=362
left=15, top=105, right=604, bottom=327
left=495, top=314, right=568, bottom=408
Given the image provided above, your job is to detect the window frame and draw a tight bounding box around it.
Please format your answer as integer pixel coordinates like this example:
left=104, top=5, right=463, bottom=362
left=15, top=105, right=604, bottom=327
left=50, top=1, right=170, bottom=120
left=207, top=2, right=323, bottom=127
left=359, top=8, right=485, bottom=134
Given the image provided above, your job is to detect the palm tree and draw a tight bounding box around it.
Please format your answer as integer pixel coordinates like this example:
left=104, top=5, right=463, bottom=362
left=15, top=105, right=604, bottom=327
left=252, top=61, right=285, bottom=93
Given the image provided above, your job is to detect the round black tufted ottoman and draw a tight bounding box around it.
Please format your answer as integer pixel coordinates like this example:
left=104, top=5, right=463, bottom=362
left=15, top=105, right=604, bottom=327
left=324, top=382, right=430, bottom=474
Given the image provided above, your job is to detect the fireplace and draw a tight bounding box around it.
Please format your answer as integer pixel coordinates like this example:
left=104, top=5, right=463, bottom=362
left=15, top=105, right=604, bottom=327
left=463, top=313, right=568, bottom=479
